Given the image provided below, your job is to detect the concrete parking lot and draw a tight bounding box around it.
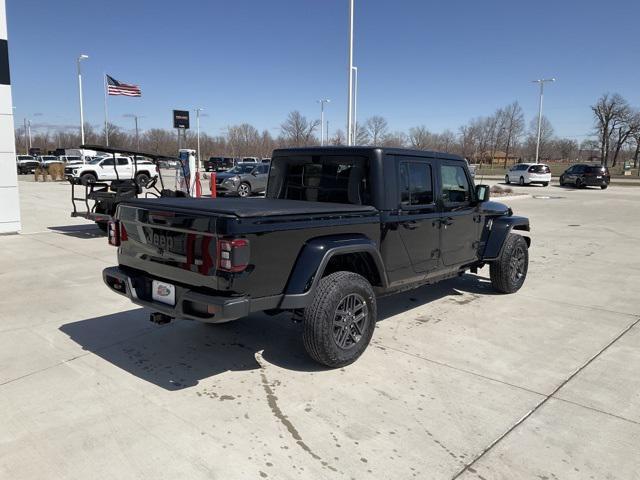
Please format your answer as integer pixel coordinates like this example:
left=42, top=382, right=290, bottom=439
left=1, top=179, right=639, bottom=479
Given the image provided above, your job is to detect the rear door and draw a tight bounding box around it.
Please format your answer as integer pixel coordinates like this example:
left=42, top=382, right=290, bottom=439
left=439, top=160, right=479, bottom=266
left=99, top=158, right=117, bottom=180
left=396, top=156, right=440, bottom=274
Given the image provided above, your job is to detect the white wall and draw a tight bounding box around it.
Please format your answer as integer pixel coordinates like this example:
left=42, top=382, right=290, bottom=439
left=0, top=0, right=20, bottom=234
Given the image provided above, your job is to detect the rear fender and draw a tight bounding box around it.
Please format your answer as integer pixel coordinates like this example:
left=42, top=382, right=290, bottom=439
left=482, top=215, right=530, bottom=260
left=279, top=235, right=387, bottom=309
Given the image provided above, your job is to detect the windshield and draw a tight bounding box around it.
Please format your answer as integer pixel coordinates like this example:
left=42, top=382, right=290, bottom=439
left=228, top=164, right=255, bottom=174
left=267, top=155, right=369, bottom=205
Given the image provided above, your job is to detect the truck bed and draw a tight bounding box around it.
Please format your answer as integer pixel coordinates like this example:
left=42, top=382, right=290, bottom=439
left=122, top=197, right=377, bottom=218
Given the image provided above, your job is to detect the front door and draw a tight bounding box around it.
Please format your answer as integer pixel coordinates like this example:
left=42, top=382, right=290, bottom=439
left=396, top=157, right=440, bottom=274
left=439, top=161, right=479, bottom=267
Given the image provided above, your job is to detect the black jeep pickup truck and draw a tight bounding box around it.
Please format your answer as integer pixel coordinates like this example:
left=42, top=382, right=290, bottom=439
left=103, top=147, right=530, bottom=367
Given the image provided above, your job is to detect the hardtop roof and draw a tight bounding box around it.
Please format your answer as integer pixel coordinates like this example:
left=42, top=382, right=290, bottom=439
left=272, top=146, right=465, bottom=162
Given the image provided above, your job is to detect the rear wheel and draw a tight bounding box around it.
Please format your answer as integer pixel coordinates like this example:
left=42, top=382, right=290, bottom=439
left=575, top=178, right=583, bottom=189
left=135, top=172, right=150, bottom=187
left=601, top=184, right=608, bottom=190
left=490, top=233, right=528, bottom=294
left=559, top=175, right=565, bottom=186
left=504, top=175, right=510, bottom=184
left=542, top=182, right=549, bottom=187
left=81, top=173, right=97, bottom=186
left=303, top=271, right=376, bottom=368
left=519, top=176, right=525, bottom=186
left=237, top=182, right=251, bottom=197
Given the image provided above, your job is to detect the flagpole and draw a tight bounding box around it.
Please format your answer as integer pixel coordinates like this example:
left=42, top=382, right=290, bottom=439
left=103, top=73, right=109, bottom=146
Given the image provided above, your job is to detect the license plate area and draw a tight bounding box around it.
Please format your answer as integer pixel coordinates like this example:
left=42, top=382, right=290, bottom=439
left=152, top=280, right=176, bottom=305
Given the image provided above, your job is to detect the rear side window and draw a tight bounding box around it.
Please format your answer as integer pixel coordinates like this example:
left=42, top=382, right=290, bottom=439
left=585, top=165, right=608, bottom=174
left=267, top=155, right=369, bottom=205
left=528, top=165, right=550, bottom=173
left=441, top=164, right=471, bottom=204
left=399, top=162, right=434, bottom=206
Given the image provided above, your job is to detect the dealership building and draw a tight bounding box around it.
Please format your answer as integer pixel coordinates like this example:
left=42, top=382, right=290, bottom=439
left=0, top=0, right=19, bottom=234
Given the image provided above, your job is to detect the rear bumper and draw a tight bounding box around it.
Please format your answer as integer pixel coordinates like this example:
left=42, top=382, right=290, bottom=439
left=103, top=266, right=281, bottom=323
left=583, top=177, right=610, bottom=186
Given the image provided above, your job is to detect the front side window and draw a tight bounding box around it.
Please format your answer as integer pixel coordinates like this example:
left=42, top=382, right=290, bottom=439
left=399, top=162, right=434, bottom=206
left=102, top=158, right=115, bottom=166
left=441, top=164, right=471, bottom=204
left=117, top=158, right=129, bottom=166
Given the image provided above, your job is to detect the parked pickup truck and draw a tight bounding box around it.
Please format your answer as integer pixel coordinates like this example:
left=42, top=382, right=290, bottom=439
left=103, top=147, right=531, bottom=367
left=67, top=156, right=155, bottom=186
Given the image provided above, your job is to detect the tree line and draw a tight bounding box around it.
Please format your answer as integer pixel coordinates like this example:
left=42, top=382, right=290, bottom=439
left=14, top=93, right=640, bottom=167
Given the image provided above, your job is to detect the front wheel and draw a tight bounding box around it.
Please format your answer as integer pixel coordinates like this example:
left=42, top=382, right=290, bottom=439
left=601, top=184, right=608, bottom=190
left=490, top=233, right=529, bottom=294
left=81, top=173, right=97, bottom=186
left=505, top=175, right=510, bottom=184
left=559, top=175, right=565, bottom=186
left=237, top=182, right=251, bottom=197
left=575, top=178, right=584, bottom=189
left=542, top=182, right=549, bottom=187
left=303, top=271, right=377, bottom=368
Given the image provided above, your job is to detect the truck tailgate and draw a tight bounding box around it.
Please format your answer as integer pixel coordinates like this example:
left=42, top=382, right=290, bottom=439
left=116, top=203, right=222, bottom=290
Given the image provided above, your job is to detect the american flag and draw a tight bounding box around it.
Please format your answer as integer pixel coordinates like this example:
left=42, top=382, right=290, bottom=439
left=106, top=75, right=141, bottom=97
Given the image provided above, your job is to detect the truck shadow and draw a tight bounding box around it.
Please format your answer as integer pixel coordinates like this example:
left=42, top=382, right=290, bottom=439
left=48, top=224, right=105, bottom=239
left=59, top=274, right=495, bottom=391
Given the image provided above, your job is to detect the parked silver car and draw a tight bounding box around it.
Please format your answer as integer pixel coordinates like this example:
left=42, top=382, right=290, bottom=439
left=215, top=163, right=269, bottom=197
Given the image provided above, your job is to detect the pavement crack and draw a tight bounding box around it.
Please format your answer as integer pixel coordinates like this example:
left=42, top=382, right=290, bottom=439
left=255, top=351, right=337, bottom=473
left=450, top=316, right=640, bottom=480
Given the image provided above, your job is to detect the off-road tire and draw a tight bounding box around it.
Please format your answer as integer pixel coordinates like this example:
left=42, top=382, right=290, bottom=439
left=303, top=271, right=377, bottom=368
left=490, top=233, right=528, bottom=294
left=81, top=173, right=97, bottom=185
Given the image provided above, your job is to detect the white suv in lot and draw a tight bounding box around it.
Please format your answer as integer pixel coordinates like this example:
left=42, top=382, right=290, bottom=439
left=68, top=156, right=156, bottom=186
left=505, top=163, right=551, bottom=186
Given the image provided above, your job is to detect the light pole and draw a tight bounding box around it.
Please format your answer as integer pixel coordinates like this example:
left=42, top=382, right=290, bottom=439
left=195, top=108, right=204, bottom=169
left=123, top=114, right=143, bottom=150
left=317, top=99, right=330, bottom=146
left=351, top=66, right=358, bottom=143
left=77, top=54, right=89, bottom=145
left=532, top=78, right=555, bottom=164
left=347, top=0, right=354, bottom=145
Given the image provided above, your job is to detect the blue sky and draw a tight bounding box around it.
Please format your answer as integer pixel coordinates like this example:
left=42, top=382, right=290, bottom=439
left=7, top=0, right=640, bottom=141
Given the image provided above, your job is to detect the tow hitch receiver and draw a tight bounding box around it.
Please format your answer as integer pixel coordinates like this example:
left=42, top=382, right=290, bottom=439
left=150, top=312, right=173, bottom=325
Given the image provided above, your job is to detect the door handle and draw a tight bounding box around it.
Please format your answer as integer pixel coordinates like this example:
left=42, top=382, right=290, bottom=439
left=402, top=220, right=419, bottom=230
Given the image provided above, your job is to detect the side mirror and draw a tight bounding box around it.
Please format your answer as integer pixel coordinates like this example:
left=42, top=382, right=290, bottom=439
left=475, top=184, right=490, bottom=202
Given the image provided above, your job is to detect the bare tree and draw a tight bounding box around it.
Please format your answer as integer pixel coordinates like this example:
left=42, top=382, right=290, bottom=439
left=365, top=116, right=389, bottom=145
left=499, top=101, right=525, bottom=167
left=381, top=131, right=407, bottom=148
left=280, top=111, right=319, bottom=147
left=330, top=129, right=346, bottom=146
left=408, top=126, right=432, bottom=150
left=525, top=116, right=554, bottom=160
left=610, top=110, right=640, bottom=167
left=592, top=93, right=630, bottom=166
left=353, top=122, right=370, bottom=145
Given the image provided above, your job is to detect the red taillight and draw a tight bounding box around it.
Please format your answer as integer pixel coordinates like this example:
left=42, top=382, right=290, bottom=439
left=217, top=238, right=250, bottom=272
left=107, top=220, right=127, bottom=246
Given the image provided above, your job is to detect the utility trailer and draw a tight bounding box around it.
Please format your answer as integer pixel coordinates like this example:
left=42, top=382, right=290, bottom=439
left=70, top=145, right=189, bottom=232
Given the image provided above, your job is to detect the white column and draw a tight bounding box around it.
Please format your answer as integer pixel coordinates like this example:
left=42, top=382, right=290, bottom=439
left=0, top=0, right=20, bottom=233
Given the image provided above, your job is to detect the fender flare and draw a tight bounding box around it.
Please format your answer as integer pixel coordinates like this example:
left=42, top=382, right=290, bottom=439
left=279, top=234, right=388, bottom=310
left=482, top=215, right=530, bottom=261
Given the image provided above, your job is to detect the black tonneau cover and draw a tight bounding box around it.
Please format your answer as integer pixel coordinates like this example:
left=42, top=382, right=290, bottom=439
left=122, top=197, right=377, bottom=218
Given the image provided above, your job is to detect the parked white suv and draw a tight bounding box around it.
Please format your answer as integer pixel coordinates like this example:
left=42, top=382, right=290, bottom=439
left=505, top=163, right=551, bottom=186
left=68, top=156, right=155, bottom=186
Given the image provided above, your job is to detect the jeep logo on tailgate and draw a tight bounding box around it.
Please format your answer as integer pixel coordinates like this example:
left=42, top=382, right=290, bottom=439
left=144, top=229, right=176, bottom=252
